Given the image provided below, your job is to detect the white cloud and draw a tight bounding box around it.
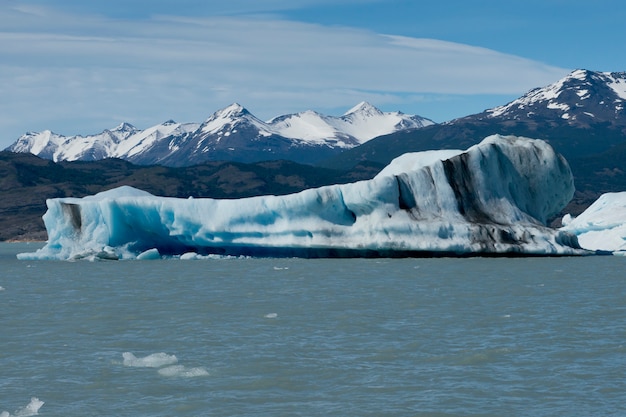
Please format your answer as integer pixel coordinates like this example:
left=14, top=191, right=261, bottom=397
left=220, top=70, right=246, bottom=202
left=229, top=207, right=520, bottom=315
left=0, top=3, right=569, bottom=147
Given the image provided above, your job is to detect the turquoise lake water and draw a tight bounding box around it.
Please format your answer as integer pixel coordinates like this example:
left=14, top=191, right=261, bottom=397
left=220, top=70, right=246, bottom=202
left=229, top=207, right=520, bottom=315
left=2, top=242, right=625, bottom=416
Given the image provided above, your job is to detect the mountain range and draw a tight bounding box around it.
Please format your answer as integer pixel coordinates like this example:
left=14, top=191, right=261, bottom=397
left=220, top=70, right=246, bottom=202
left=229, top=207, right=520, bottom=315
left=2, top=68, right=625, bottom=241
left=6, top=102, right=434, bottom=166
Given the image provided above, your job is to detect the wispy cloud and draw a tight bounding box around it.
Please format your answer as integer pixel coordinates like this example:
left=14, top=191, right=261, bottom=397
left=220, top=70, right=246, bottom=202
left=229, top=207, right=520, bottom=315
left=0, top=3, right=569, bottom=145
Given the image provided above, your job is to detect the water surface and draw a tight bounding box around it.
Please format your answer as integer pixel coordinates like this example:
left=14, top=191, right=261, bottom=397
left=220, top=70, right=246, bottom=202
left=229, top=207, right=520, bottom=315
left=1, top=243, right=625, bottom=416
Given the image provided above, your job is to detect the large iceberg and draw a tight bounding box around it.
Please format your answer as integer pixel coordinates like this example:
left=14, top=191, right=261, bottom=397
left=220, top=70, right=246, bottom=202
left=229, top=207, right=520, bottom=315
left=561, top=192, right=626, bottom=254
left=18, top=135, right=588, bottom=260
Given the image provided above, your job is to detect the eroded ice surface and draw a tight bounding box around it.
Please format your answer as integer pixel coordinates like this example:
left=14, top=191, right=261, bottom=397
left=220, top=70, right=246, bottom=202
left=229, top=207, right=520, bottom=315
left=18, top=135, right=587, bottom=260
left=561, top=192, right=626, bottom=254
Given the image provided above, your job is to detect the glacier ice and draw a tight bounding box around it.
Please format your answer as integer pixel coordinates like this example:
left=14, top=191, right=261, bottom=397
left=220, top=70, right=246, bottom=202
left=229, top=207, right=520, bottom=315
left=17, top=135, right=589, bottom=260
left=561, top=192, right=626, bottom=254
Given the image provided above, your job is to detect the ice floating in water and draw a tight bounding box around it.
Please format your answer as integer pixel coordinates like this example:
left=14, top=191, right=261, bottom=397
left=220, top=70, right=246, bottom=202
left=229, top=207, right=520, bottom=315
left=157, top=365, right=210, bottom=378
left=121, top=352, right=208, bottom=378
left=0, top=398, right=44, bottom=417
left=122, top=352, right=178, bottom=368
left=18, top=135, right=589, bottom=260
left=136, top=248, right=161, bottom=260
left=178, top=252, right=237, bottom=260
left=561, top=192, right=626, bottom=254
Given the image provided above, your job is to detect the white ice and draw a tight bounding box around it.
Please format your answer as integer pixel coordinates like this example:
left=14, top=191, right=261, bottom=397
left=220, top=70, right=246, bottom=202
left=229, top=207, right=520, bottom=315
left=18, top=135, right=588, bottom=260
left=157, top=365, right=210, bottom=378
left=121, top=352, right=208, bottom=378
left=122, top=352, right=178, bottom=368
left=0, top=398, right=44, bottom=417
left=561, top=192, right=626, bottom=253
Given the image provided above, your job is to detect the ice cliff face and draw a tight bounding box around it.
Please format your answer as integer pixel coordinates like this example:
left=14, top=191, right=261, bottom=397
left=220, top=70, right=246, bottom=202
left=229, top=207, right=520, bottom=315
left=18, top=135, right=587, bottom=260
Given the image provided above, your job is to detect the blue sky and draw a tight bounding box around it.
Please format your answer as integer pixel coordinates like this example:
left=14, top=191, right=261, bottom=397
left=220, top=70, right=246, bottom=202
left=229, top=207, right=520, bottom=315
left=1, top=0, right=624, bottom=148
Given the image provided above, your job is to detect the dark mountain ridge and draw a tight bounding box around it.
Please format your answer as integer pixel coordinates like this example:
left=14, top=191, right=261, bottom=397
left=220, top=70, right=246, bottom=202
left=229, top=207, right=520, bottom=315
left=0, top=151, right=379, bottom=241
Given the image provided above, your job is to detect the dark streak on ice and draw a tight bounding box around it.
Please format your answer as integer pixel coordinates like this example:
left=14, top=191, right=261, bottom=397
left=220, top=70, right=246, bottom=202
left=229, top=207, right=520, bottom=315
left=62, top=203, right=82, bottom=232
left=442, top=153, right=493, bottom=225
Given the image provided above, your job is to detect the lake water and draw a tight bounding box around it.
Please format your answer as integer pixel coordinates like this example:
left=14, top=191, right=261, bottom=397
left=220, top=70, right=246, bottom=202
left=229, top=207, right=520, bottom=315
left=2, top=242, right=625, bottom=416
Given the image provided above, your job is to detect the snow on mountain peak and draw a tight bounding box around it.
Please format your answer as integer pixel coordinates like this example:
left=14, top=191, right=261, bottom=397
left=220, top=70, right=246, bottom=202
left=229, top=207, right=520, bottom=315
left=485, top=69, right=626, bottom=121
left=568, top=69, right=591, bottom=81
left=217, top=103, right=248, bottom=118
left=6, top=102, right=434, bottom=165
left=269, top=103, right=432, bottom=146
left=199, top=103, right=269, bottom=137
left=606, top=72, right=626, bottom=100
left=112, top=122, right=137, bottom=133
left=344, top=101, right=383, bottom=116
left=9, top=130, right=61, bottom=156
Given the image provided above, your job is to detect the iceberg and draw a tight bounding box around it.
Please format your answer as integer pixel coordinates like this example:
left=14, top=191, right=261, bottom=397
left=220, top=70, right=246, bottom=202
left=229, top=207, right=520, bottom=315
left=18, top=135, right=589, bottom=260
left=561, top=192, right=626, bottom=254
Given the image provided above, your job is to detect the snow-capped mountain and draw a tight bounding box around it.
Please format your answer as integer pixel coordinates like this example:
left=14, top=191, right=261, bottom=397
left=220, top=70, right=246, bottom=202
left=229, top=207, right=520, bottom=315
left=325, top=69, right=626, bottom=173
left=11, top=122, right=139, bottom=162
left=6, top=103, right=434, bottom=166
left=482, top=69, right=626, bottom=127
left=10, top=121, right=200, bottom=163
left=270, top=101, right=433, bottom=146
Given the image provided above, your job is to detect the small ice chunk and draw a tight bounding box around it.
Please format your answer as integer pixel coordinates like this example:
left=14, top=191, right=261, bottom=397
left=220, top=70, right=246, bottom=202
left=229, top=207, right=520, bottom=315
left=1, top=397, right=44, bottom=417
left=158, top=365, right=209, bottom=378
left=136, top=248, right=161, bottom=260
left=122, top=352, right=178, bottom=368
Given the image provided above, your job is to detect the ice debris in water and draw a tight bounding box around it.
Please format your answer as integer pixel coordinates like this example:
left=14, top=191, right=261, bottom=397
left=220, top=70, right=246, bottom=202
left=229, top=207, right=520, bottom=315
left=158, top=365, right=210, bottom=378
left=122, top=352, right=209, bottom=378
left=122, top=352, right=178, bottom=368
left=0, top=397, right=44, bottom=417
left=136, top=248, right=161, bottom=260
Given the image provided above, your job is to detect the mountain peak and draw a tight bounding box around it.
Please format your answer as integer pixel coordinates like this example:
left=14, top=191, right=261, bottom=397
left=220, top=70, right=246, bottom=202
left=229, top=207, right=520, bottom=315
left=567, top=68, right=592, bottom=81
left=344, top=101, right=383, bottom=116
left=216, top=103, right=249, bottom=118
left=111, top=122, right=137, bottom=133
left=479, top=69, right=626, bottom=128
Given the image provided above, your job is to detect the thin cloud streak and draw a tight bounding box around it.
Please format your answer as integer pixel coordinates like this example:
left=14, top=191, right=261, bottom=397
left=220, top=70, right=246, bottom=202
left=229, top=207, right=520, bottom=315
left=0, top=4, right=569, bottom=146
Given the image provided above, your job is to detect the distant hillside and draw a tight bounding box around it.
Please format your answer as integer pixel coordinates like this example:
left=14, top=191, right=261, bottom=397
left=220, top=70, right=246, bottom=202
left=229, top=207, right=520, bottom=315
left=0, top=151, right=381, bottom=241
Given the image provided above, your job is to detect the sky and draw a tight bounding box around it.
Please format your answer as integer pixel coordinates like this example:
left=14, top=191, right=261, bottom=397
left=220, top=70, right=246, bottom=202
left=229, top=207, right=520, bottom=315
left=1, top=0, right=624, bottom=148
